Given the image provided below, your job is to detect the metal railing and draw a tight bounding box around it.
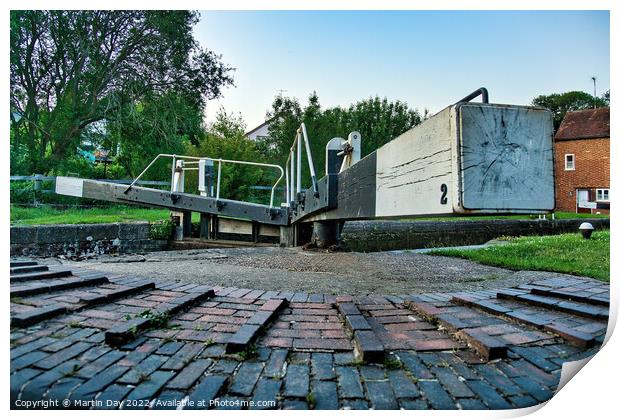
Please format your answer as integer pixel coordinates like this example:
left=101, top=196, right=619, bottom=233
left=124, top=154, right=285, bottom=208
left=285, top=123, right=319, bottom=206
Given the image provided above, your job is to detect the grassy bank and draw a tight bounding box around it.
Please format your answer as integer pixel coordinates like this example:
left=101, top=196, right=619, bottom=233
left=10, top=205, right=170, bottom=225
left=430, top=230, right=610, bottom=281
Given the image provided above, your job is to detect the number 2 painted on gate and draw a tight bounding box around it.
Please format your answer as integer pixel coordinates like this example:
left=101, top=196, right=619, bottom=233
left=440, top=184, right=448, bottom=205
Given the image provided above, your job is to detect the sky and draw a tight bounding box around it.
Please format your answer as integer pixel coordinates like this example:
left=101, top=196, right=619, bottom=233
left=194, top=10, right=610, bottom=131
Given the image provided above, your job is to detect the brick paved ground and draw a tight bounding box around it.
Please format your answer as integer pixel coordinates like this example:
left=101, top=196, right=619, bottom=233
left=10, top=260, right=608, bottom=410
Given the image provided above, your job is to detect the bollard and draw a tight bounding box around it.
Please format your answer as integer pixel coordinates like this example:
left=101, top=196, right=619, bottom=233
left=579, top=222, right=594, bottom=239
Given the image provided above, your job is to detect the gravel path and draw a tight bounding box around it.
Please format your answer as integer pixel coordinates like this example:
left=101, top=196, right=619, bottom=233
left=46, top=247, right=592, bottom=296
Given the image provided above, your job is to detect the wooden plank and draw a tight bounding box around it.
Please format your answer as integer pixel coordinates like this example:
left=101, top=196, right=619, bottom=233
left=303, top=103, right=554, bottom=222
left=258, top=224, right=280, bottom=237
left=55, top=176, right=84, bottom=198
left=459, top=104, right=554, bottom=211
left=218, top=218, right=253, bottom=235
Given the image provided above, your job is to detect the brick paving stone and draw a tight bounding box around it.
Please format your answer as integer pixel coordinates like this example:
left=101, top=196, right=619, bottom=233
left=119, top=354, right=168, bottom=384
left=283, top=364, right=309, bottom=398
left=458, top=328, right=507, bottom=361
left=510, top=376, right=554, bottom=402
left=94, top=384, right=132, bottom=409
left=229, top=362, right=264, bottom=396
left=166, top=358, right=212, bottom=389
left=260, top=299, right=287, bottom=312
left=291, top=292, right=309, bottom=302
left=282, top=399, right=308, bottom=410
left=509, top=394, right=540, bottom=408
left=10, top=368, right=43, bottom=401
left=76, top=349, right=124, bottom=378
left=47, top=377, right=83, bottom=401
left=72, top=365, right=130, bottom=400
left=34, top=341, right=93, bottom=370
left=388, top=370, right=420, bottom=399
left=247, top=311, right=272, bottom=325
left=210, top=359, right=239, bottom=374
left=345, top=315, right=372, bottom=330
left=418, top=380, right=455, bottom=409
left=334, top=352, right=356, bottom=365
left=293, top=338, right=352, bottom=350
left=263, top=349, right=288, bottom=378
left=227, top=324, right=262, bottom=353
left=311, top=380, right=339, bottom=410
left=10, top=337, right=56, bottom=360
left=341, top=399, right=369, bottom=410
left=430, top=366, right=474, bottom=398
left=472, top=364, right=522, bottom=396
left=337, top=302, right=361, bottom=316
left=509, top=360, right=558, bottom=387
left=250, top=378, right=281, bottom=410
left=11, top=351, right=49, bottom=371
left=18, top=360, right=79, bottom=400
left=263, top=337, right=293, bottom=348
left=156, top=341, right=184, bottom=356
left=336, top=366, right=365, bottom=399
left=400, top=399, right=429, bottom=410
left=78, top=346, right=110, bottom=363
left=360, top=365, right=385, bottom=381
left=152, top=390, right=186, bottom=410
left=125, top=370, right=175, bottom=403
left=161, top=343, right=203, bottom=370
left=510, top=346, right=561, bottom=371
left=8, top=264, right=607, bottom=411
left=354, top=330, right=384, bottom=362
left=457, top=398, right=488, bottom=410
left=365, top=380, right=399, bottom=410
left=466, top=379, right=511, bottom=409
left=117, top=345, right=157, bottom=368
left=185, top=375, right=228, bottom=409
left=311, top=353, right=335, bottom=380
left=399, top=352, right=433, bottom=379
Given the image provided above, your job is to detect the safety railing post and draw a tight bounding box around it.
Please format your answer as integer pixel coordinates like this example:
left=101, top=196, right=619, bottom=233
left=216, top=160, right=222, bottom=200
left=290, top=148, right=295, bottom=206
left=296, top=131, right=302, bottom=195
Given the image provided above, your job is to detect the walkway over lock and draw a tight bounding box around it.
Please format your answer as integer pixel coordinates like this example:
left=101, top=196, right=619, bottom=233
left=55, top=88, right=555, bottom=247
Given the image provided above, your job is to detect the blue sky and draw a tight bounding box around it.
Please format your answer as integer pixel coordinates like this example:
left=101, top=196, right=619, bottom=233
left=194, top=10, right=610, bottom=130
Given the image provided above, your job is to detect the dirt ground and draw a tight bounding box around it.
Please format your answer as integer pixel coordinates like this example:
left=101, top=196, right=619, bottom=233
left=41, top=246, right=594, bottom=296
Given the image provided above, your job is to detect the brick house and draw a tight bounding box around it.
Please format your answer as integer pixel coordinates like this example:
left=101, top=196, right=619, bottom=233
left=553, top=107, right=610, bottom=213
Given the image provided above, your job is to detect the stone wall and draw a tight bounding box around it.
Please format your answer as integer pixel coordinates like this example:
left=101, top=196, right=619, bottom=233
left=341, top=218, right=610, bottom=252
left=10, top=222, right=168, bottom=257
left=10, top=218, right=611, bottom=256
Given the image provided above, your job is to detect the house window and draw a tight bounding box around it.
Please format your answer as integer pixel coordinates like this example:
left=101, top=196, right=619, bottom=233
left=564, top=154, right=575, bottom=170
left=596, top=189, right=610, bottom=202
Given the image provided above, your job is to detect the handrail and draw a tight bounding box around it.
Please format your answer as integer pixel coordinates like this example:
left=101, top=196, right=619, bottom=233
left=284, top=122, right=319, bottom=206
left=124, top=154, right=285, bottom=208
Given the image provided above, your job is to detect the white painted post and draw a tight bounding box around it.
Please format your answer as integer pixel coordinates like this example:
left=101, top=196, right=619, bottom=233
left=290, top=147, right=295, bottom=204
left=296, top=130, right=302, bottom=194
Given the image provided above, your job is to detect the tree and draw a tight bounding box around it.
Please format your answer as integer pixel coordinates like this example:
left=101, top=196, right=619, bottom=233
left=10, top=10, right=233, bottom=174
left=185, top=109, right=273, bottom=204
left=532, top=91, right=609, bottom=130
left=259, top=92, right=422, bottom=184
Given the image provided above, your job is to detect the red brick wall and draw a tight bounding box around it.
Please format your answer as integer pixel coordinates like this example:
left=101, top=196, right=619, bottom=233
left=554, top=137, right=610, bottom=213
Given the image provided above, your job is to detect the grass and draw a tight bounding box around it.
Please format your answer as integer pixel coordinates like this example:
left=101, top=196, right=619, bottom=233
left=430, top=230, right=610, bottom=282
left=11, top=203, right=608, bottom=226
left=10, top=204, right=170, bottom=225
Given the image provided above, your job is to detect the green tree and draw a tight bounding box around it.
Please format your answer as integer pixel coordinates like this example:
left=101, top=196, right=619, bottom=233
left=532, top=91, right=609, bottom=130
left=259, top=92, right=422, bottom=184
left=10, top=10, right=233, bottom=174
left=185, top=109, right=276, bottom=204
